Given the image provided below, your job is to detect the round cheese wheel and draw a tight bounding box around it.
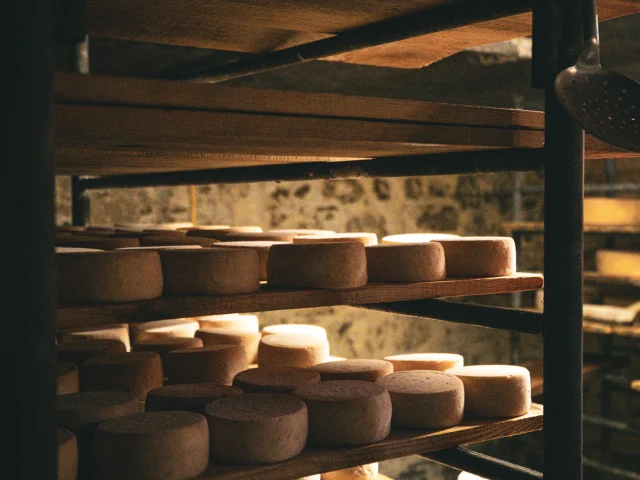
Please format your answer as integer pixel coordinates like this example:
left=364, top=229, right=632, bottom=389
left=384, top=353, right=464, bottom=372
left=293, top=232, right=378, bottom=246
left=164, top=345, right=248, bottom=385
left=196, top=313, right=260, bottom=332
left=584, top=197, right=640, bottom=226
left=159, top=248, right=260, bottom=295
left=258, top=333, right=330, bottom=368
left=60, top=324, right=131, bottom=352
left=132, top=336, right=203, bottom=360
left=261, top=323, right=328, bottom=340
left=57, top=339, right=127, bottom=366
left=267, top=242, right=367, bottom=289
left=57, top=236, right=140, bottom=250
left=294, top=380, right=392, bottom=446
left=219, top=231, right=295, bottom=242
left=56, top=246, right=104, bottom=252
left=57, top=361, right=80, bottom=395
left=311, top=359, right=393, bottom=382
left=382, top=233, right=460, bottom=244
left=434, top=237, right=516, bottom=277
left=146, top=383, right=242, bottom=413
left=375, top=370, right=464, bottom=429
left=117, top=245, right=202, bottom=251
left=215, top=241, right=290, bottom=281
left=321, top=463, right=378, bottom=480
left=57, top=251, right=163, bottom=304
left=196, top=327, right=261, bottom=363
left=205, top=393, right=308, bottom=464
left=95, top=411, right=209, bottom=480
left=58, top=429, right=78, bottom=480
left=366, top=243, right=446, bottom=283
left=177, top=224, right=229, bottom=231
left=131, top=318, right=199, bottom=343
left=233, top=366, right=321, bottom=394
left=186, top=226, right=263, bottom=240
left=117, top=222, right=194, bottom=231
left=268, top=229, right=336, bottom=237
left=139, top=235, right=218, bottom=247
left=445, top=365, right=531, bottom=418
left=81, top=352, right=163, bottom=400
left=596, top=250, right=640, bottom=278
left=458, top=473, right=488, bottom=480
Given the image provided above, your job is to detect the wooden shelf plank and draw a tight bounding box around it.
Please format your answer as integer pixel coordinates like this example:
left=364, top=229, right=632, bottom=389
left=196, top=404, right=543, bottom=480
left=57, top=273, right=544, bottom=329
left=505, top=222, right=640, bottom=235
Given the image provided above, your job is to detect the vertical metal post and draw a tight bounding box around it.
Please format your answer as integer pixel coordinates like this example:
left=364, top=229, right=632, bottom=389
left=510, top=173, right=524, bottom=364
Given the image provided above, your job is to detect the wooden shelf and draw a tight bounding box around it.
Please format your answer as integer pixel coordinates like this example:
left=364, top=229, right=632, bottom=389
left=583, top=321, right=640, bottom=338
left=584, top=271, right=640, bottom=288
left=505, top=222, right=640, bottom=236
left=196, top=404, right=543, bottom=480
left=57, top=273, right=543, bottom=329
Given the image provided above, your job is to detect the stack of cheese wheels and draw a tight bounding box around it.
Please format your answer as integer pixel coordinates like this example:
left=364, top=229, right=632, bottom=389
left=258, top=333, right=330, bottom=368
left=435, top=237, right=516, bottom=277
left=57, top=429, right=78, bottom=480
left=445, top=365, right=531, bottom=418
left=132, top=337, right=203, bottom=361
left=205, top=393, right=308, bottom=464
left=382, top=233, right=460, bottom=244
left=57, top=251, right=163, bottom=304
left=596, top=250, right=640, bottom=278
left=384, top=353, right=464, bottom=372
left=159, top=248, right=260, bottom=295
left=146, top=384, right=242, bottom=413
left=196, top=313, right=260, bottom=332
left=215, top=241, right=290, bottom=281
left=164, top=345, right=247, bottom=385
left=131, top=318, right=199, bottom=344
left=294, top=380, right=392, bottom=446
left=321, top=463, right=379, bottom=480
left=262, top=323, right=328, bottom=340
left=376, top=371, right=464, bottom=429
left=57, top=339, right=127, bottom=366
left=233, top=366, right=321, bottom=394
left=366, top=243, right=446, bottom=282
left=138, top=235, right=218, bottom=247
left=268, top=242, right=367, bottom=289
left=60, top=324, right=131, bottom=351
left=80, top=352, right=163, bottom=400
left=268, top=229, right=336, bottom=237
left=56, top=236, right=141, bottom=250
left=196, top=328, right=261, bottom=363
left=57, top=361, right=80, bottom=395
left=293, top=232, right=378, bottom=246
left=95, top=411, right=209, bottom=480
left=584, top=197, right=640, bottom=225
left=311, top=359, right=393, bottom=382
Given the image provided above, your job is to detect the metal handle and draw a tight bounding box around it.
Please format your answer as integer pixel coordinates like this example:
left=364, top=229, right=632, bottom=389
left=583, top=0, right=599, bottom=43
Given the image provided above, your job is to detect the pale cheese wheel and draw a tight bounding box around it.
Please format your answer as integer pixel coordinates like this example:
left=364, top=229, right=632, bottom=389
left=196, top=327, right=261, bottom=363
left=233, top=366, right=321, bottom=394
left=445, top=365, right=531, bottom=418
left=80, top=352, right=163, bottom=400
left=205, top=393, right=308, bottom=464
left=117, top=222, right=194, bottom=231
left=261, top=323, right=328, bottom=341
left=177, top=224, right=229, bottom=231
left=384, top=353, right=464, bottom=372
left=219, top=231, right=295, bottom=242
left=56, top=246, right=104, bottom=252
left=159, top=248, right=260, bottom=295
left=268, top=229, right=336, bottom=236
left=145, top=383, right=242, bottom=413
left=164, top=345, right=248, bottom=385
left=596, top=250, right=640, bottom=278
left=311, top=359, right=393, bottom=382
left=95, top=411, right=209, bottom=480
left=60, top=324, right=131, bottom=352
left=117, top=245, right=202, bottom=251
left=186, top=226, right=263, bottom=240
left=366, top=243, right=446, bottom=282
left=267, top=242, right=367, bottom=289
left=57, top=361, right=80, bottom=395
left=57, top=251, right=163, bottom=304
left=215, top=240, right=290, bottom=281
left=57, top=236, right=140, bottom=250
left=435, top=237, right=516, bottom=277
left=458, top=473, right=488, bottom=480
left=584, top=197, right=640, bottom=226
left=294, top=232, right=378, bottom=246
left=375, top=370, right=464, bottom=429
left=258, top=333, right=330, bottom=368
left=321, top=463, right=378, bottom=480
left=131, top=318, right=200, bottom=343
left=196, top=313, right=260, bottom=332
left=382, top=233, right=460, bottom=244
left=57, top=339, right=127, bottom=366
left=132, top=336, right=203, bottom=361
left=139, top=235, right=218, bottom=247
left=58, top=429, right=78, bottom=480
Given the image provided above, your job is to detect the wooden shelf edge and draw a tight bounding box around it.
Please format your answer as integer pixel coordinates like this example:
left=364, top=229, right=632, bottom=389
left=505, top=222, right=640, bottom=235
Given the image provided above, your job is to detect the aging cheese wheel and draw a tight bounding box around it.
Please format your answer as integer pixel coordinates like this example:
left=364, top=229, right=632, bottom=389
left=57, top=251, right=163, bottom=304
left=57, top=236, right=140, bottom=250
left=81, top=352, right=163, bottom=400
left=596, top=250, right=640, bottom=279
left=384, top=353, right=464, bottom=372
left=435, top=237, right=516, bottom=277
left=164, top=345, right=248, bottom=385
left=258, top=333, right=330, bottom=368
left=366, top=243, right=446, bottom=282
left=205, top=393, right=308, bottom=464
left=321, top=463, right=378, bottom=480
left=233, top=366, right=321, bottom=394
left=131, top=318, right=199, bottom=343
left=58, top=429, right=78, bottom=480
left=145, top=383, right=242, bottom=413
left=196, top=327, right=261, bottom=363
left=375, top=370, right=464, bottom=429
left=196, top=313, right=260, bottom=332
left=60, top=324, right=131, bottom=352
left=56, top=246, right=104, bottom=252
left=57, top=361, right=80, bottom=395
left=219, top=231, right=295, bottom=242
left=261, top=323, right=328, bottom=340
left=293, top=232, right=378, bottom=246
left=95, top=411, right=209, bottom=480
left=382, top=233, right=460, bottom=244
left=117, top=245, right=202, bottom=251
left=445, top=365, right=531, bottom=418
left=294, top=380, right=392, bottom=446
left=117, top=222, right=194, bottom=231
left=57, top=339, right=127, bottom=366
left=268, top=229, right=336, bottom=237
left=584, top=197, right=640, bottom=226
left=215, top=240, right=289, bottom=281
left=311, top=359, right=393, bottom=382
left=139, top=235, right=218, bottom=247
left=177, top=224, right=229, bottom=231
left=159, top=248, right=260, bottom=295
left=132, top=336, right=203, bottom=360
left=267, top=242, right=367, bottom=289
left=186, top=226, right=263, bottom=240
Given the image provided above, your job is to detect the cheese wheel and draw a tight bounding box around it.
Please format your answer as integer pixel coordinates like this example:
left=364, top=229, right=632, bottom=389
left=177, top=224, right=229, bottom=231
left=215, top=240, right=290, bottom=281
left=186, top=226, right=263, bottom=240
left=435, top=237, right=516, bottom=277
left=233, top=366, right=321, bottom=394
left=117, top=245, right=202, bottom=251
left=57, top=361, right=80, bottom=395
left=131, top=318, right=199, bottom=343
left=584, top=198, right=640, bottom=226
left=60, top=324, right=131, bottom=352
left=196, top=313, right=260, bottom=332
left=57, top=251, right=163, bottom=304
left=294, top=232, right=378, bottom=246
left=445, top=365, right=531, bottom=418
left=366, top=243, right=446, bottom=282
left=267, top=242, right=367, bottom=289
left=321, top=463, right=378, bottom=480
left=164, top=345, right=248, bottom=385
left=596, top=250, right=640, bottom=278
left=261, top=323, right=328, bottom=340
left=139, top=235, right=218, bottom=247
left=118, top=222, right=194, bottom=231
left=145, top=383, right=242, bottom=413
left=205, top=393, right=308, bottom=464
left=57, top=236, right=140, bottom=250
left=311, top=359, right=393, bottom=382
left=196, top=327, right=261, bottom=363
left=219, top=231, right=295, bottom=242
left=95, top=411, right=209, bottom=480
left=384, top=353, right=464, bottom=372
left=458, top=473, right=488, bottom=480
left=56, top=246, right=104, bottom=253
left=58, top=429, right=78, bottom=480
left=375, top=370, right=464, bottom=429
left=81, top=352, right=163, bottom=400
left=294, top=380, right=392, bottom=446
left=268, top=229, right=336, bottom=237
left=258, top=333, right=330, bottom=368
left=57, top=339, right=127, bottom=366
left=382, top=233, right=460, bottom=244
left=159, top=248, right=260, bottom=295
left=132, top=336, right=203, bottom=361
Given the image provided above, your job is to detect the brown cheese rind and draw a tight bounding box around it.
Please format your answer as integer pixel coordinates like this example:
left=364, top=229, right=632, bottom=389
left=57, top=361, right=80, bottom=395
left=164, top=345, right=248, bottom=385
left=196, top=327, right=261, bottom=363
left=233, top=366, right=321, bottom=394
left=311, top=359, right=393, bottom=382
left=258, top=333, right=330, bottom=368
left=384, top=353, right=464, bottom=372
left=57, top=429, right=78, bottom=480
left=131, top=318, right=199, bottom=343
left=57, top=339, right=127, bottom=366
left=434, top=237, right=516, bottom=277
left=146, top=383, right=242, bottom=413
left=366, top=243, right=446, bottom=283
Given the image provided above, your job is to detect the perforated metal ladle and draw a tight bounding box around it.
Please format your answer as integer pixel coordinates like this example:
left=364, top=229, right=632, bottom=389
left=554, top=0, right=640, bottom=151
